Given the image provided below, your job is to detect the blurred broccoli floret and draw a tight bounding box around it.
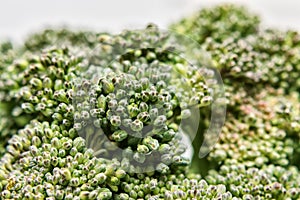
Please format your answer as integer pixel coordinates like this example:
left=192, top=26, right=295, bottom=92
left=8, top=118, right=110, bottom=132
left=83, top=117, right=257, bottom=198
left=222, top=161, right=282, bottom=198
left=23, top=28, right=101, bottom=52
left=170, top=4, right=260, bottom=43
left=0, top=41, right=15, bottom=70
left=0, top=41, right=20, bottom=155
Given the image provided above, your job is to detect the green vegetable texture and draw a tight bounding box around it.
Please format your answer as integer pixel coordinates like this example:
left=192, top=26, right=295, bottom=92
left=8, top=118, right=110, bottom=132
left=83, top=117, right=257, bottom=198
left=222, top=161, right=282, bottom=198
left=1, top=3, right=300, bottom=200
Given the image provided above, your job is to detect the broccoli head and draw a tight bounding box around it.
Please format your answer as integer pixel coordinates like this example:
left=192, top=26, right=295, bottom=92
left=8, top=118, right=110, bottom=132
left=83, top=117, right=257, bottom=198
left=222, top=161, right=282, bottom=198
left=0, top=3, right=300, bottom=200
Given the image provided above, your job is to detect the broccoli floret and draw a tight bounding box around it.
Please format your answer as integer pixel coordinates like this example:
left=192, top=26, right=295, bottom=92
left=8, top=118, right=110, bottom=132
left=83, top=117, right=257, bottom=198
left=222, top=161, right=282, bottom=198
left=0, top=25, right=216, bottom=199
left=115, top=173, right=231, bottom=199
left=170, top=4, right=260, bottom=43
left=206, top=163, right=300, bottom=199
left=0, top=3, right=300, bottom=200
left=23, top=28, right=101, bottom=53
left=170, top=3, right=300, bottom=199
left=209, top=87, right=300, bottom=167
left=202, top=29, right=300, bottom=93
left=0, top=41, right=21, bottom=155
left=0, top=41, right=15, bottom=71
left=0, top=49, right=85, bottom=156
left=0, top=119, right=118, bottom=199
left=172, top=4, right=300, bottom=94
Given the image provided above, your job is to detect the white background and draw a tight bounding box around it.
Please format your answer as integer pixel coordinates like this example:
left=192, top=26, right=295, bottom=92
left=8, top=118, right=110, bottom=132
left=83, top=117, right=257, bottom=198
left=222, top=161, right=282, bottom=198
left=0, top=0, right=300, bottom=43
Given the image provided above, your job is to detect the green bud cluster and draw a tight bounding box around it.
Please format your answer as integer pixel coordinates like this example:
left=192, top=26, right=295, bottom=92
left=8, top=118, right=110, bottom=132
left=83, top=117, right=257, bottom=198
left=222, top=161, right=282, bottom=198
left=69, top=24, right=216, bottom=174
left=23, top=29, right=101, bottom=53
left=0, top=48, right=85, bottom=152
left=115, top=173, right=232, bottom=200
left=0, top=104, right=18, bottom=156
left=172, top=4, right=300, bottom=94
left=202, top=29, right=300, bottom=93
left=0, top=24, right=216, bottom=198
left=206, top=162, right=300, bottom=200
left=171, top=4, right=260, bottom=43
left=170, top=3, right=300, bottom=200
left=0, top=41, right=19, bottom=155
left=73, top=48, right=213, bottom=173
left=93, top=24, right=173, bottom=67
left=0, top=41, right=16, bottom=73
left=209, top=87, right=299, bottom=168
left=0, top=119, right=131, bottom=200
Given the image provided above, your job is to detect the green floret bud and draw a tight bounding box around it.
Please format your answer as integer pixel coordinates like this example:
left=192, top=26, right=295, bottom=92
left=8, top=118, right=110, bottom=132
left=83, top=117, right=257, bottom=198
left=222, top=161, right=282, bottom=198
left=142, top=136, right=159, bottom=151
left=133, top=152, right=146, bottom=163
left=21, top=103, right=35, bottom=113
left=130, top=119, right=143, bottom=132
left=97, top=188, right=112, bottom=200
left=111, top=130, right=128, bottom=142
left=137, top=144, right=150, bottom=154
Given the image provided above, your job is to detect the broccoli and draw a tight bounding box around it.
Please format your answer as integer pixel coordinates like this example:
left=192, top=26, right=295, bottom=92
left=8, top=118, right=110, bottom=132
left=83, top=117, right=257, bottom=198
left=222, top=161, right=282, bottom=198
left=200, top=29, right=300, bottom=93
left=171, top=3, right=300, bottom=199
left=0, top=25, right=217, bottom=199
left=1, top=3, right=300, bottom=200
left=170, top=4, right=260, bottom=43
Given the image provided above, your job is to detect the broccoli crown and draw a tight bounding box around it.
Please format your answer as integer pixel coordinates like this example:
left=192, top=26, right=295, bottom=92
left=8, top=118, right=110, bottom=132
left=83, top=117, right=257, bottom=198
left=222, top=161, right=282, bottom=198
left=171, top=3, right=300, bottom=200
left=0, top=24, right=217, bottom=199
left=1, top=3, right=300, bottom=200
left=202, top=29, right=300, bottom=93
left=170, top=4, right=260, bottom=43
left=210, top=87, right=300, bottom=166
